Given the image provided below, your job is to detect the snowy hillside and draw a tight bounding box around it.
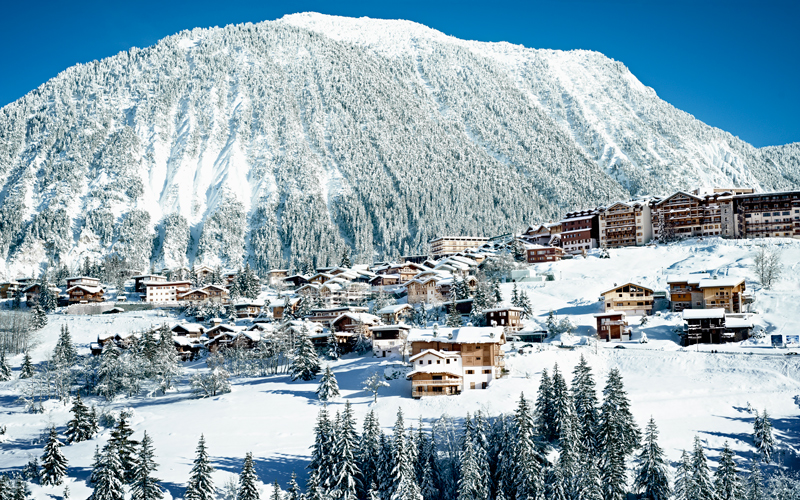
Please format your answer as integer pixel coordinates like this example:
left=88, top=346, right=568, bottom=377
left=1, top=238, right=800, bottom=499
left=0, top=12, right=799, bottom=277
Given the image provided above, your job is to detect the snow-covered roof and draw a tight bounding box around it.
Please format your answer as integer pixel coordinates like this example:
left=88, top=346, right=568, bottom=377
left=173, top=336, right=200, bottom=347
left=407, top=326, right=505, bottom=344
left=666, top=273, right=711, bottom=285
left=682, top=308, right=725, bottom=320
left=483, top=306, right=523, bottom=313
left=371, top=324, right=411, bottom=332
left=172, top=323, right=204, bottom=333
left=600, top=283, right=654, bottom=295
left=725, top=317, right=753, bottom=329
left=409, top=348, right=461, bottom=362
left=594, top=310, right=627, bottom=318
left=697, top=278, right=745, bottom=289
left=558, top=214, right=596, bottom=223
left=67, top=285, right=104, bottom=294
left=333, top=312, right=380, bottom=325
left=377, top=304, right=413, bottom=315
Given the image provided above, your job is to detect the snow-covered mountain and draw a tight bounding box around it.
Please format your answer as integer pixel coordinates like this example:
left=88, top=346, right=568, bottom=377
left=0, top=12, right=798, bottom=276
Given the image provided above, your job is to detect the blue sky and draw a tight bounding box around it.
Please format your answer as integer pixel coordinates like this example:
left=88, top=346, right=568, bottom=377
left=1, top=0, right=797, bottom=147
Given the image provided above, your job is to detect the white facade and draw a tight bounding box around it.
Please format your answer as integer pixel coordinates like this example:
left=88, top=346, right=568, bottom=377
left=144, top=281, right=191, bottom=303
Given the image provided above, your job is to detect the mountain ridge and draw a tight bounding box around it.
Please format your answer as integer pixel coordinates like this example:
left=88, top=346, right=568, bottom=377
left=0, top=12, right=797, bottom=278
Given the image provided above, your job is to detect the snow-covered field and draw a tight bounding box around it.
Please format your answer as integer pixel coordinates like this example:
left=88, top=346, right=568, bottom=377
left=2, top=238, right=800, bottom=498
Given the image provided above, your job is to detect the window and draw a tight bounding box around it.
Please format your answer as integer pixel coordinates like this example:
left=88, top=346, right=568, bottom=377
left=470, top=382, right=476, bottom=389
left=466, top=370, right=475, bottom=375
left=483, top=369, right=491, bottom=374
left=476, top=357, right=481, bottom=361
left=419, top=360, right=423, bottom=365
left=446, top=359, right=450, bottom=364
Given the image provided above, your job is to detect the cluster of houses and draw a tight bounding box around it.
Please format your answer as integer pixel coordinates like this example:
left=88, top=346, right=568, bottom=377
left=512, top=187, right=800, bottom=261
left=0, top=276, right=106, bottom=306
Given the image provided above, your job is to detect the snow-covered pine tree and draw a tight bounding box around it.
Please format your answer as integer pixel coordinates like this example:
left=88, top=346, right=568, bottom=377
left=519, top=290, right=533, bottom=319
left=19, top=352, right=35, bottom=379
left=752, top=409, right=774, bottom=463
left=290, top=330, right=321, bottom=381
left=340, top=249, right=352, bottom=269
left=599, top=368, right=641, bottom=500
left=130, top=432, right=163, bottom=500
left=285, top=473, right=300, bottom=500
left=457, top=432, right=482, bottom=500
left=23, top=456, right=40, bottom=483
left=511, top=284, right=520, bottom=307
left=535, top=368, right=555, bottom=440
left=673, top=450, right=692, bottom=500
left=53, top=324, right=77, bottom=368
left=514, top=393, right=544, bottom=500
left=89, top=444, right=125, bottom=500
left=550, top=364, right=573, bottom=446
left=714, top=441, right=743, bottom=500
left=376, top=433, right=395, bottom=500
left=88, top=406, right=100, bottom=437
left=38, top=276, right=58, bottom=312
left=492, top=415, right=516, bottom=500
left=690, top=436, right=715, bottom=500
left=109, top=411, right=139, bottom=482
left=633, top=417, right=671, bottom=500
left=744, top=460, right=764, bottom=500
left=357, top=409, right=381, bottom=499
left=270, top=481, right=281, bottom=500
left=65, top=394, right=92, bottom=443
left=12, top=475, right=31, bottom=500
left=96, top=343, right=124, bottom=400
left=308, top=406, right=334, bottom=494
left=332, top=401, right=361, bottom=500
left=40, top=427, right=67, bottom=486
left=577, top=458, right=604, bottom=500
left=316, top=365, right=340, bottom=402
left=571, top=355, right=599, bottom=459
left=389, top=409, right=422, bottom=500
left=471, top=411, right=491, bottom=498
left=31, top=305, right=47, bottom=330
left=326, top=332, right=340, bottom=360
left=236, top=452, right=260, bottom=500
left=0, top=351, right=11, bottom=381
left=445, top=299, right=462, bottom=328
left=185, top=435, right=215, bottom=500
left=89, top=445, right=102, bottom=484
left=153, top=326, right=180, bottom=394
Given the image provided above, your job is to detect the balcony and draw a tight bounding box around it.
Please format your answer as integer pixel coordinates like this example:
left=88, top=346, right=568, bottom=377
left=411, top=379, right=462, bottom=387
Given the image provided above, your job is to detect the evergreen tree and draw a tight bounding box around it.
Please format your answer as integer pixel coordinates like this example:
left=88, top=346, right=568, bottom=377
left=457, top=436, right=482, bottom=500
left=572, top=355, right=599, bottom=459
left=53, top=324, right=77, bottom=368
left=752, top=409, right=774, bottom=463
left=389, top=409, right=421, bottom=500
left=12, top=476, right=31, bottom=500
left=308, top=406, right=335, bottom=493
left=578, top=458, right=604, bottom=500
left=690, top=436, right=715, bottom=500
left=511, top=284, right=520, bottom=307
left=285, top=473, right=300, bottom=500
left=23, top=457, right=40, bottom=483
left=550, top=364, right=572, bottom=445
left=291, top=330, right=321, bottom=381
left=89, top=444, right=125, bottom=500
left=332, top=402, right=361, bottom=500
left=236, top=452, right=260, bottom=500
left=185, top=435, right=215, bottom=500
left=715, top=441, right=744, bottom=500
left=31, top=305, right=47, bottom=330
left=88, top=406, right=100, bottom=437
left=0, top=351, right=11, bottom=381
left=633, top=417, right=671, bottom=500
left=340, top=249, right=352, bottom=269
left=130, top=432, right=163, bottom=500
left=89, top=446, right=102, bottom=484
left=599, top=368, right=640, bottom=500
left=514, top=393, right=544, bottom=500
left=270, top=481, right=281, bottom=500
left=445, top=300, right=462, bottom=328
left=19, top=352, right=35, bottom=379
left=109, top=412, right=138, bottom=482
left=376, top=434, right=394, bottom=500
left=65, top=394, right=93, bottom=444
left=357, top=409, right=381, bottom=499
left=535, top=368, right=555, bottom=440
left=673, top=450, right=692, bottom=500
left=327, top=332, right=340, bottom=360
left=519, top=290, right=533, bottom=319
left=316, top=365, right=340, bottom=402
left=40, top=427, right=67, bottom=486
left=744, top=460, right=764, bottom=500
left=38, top=276, right=58, bottom=312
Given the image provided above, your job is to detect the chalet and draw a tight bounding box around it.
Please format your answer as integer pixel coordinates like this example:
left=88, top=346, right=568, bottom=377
left=205, top=323, right=245, bottom=340
left=376, top=303, right=413, bottom=324
left=519, top=223, right=561, bottom=246
left=142, top=281, right=191, bottom=304
left=406, top=326, right=506, bottom=398
left=525, top=244, right=563, bottom=263
left=308, top=306, right=369, bottom=326
left=682, top=309, right=726, bottom=345
left=514, top=328, right=548, bottom=343
left=559, top=210, right=599, bottom=254
left=178, top=289, right=211, bottom=303
left=484, top=306, right=523, bottom=330
left=193, top=265, right=215, bottom=281
left=205, top=330, right=262, bottom=352
left=650, top=191, right=729, bottom=240
left=0, top=281, right=21, bottom=299
left=598, top=200, right=653, bottom=248
left=697, top=277, right=745, bottom=313
left=171, top=323, right=205, bottom=338
left=24, top=284, right=61, bottom=304
left=197, top=284, right=229, bottom=303
left=331, top=312, right=380, bottom=333
left=601, top=283, right=655, bottom=316
left=66, top=276, right=101, bottom=288
left=132, top=275, right=166, bottom=293
left=666, top=273, right=711, bottom=312
left=370, top=274, right=400, bottom=288
left=404, top=274, right=453, bottom=305
left=267, top=269, right=289, bottom=287
left=594, top=311, right=632, bottom=342
left=318, top=281, right=346, bottom=306
left=371, top=324, right=411, bottom=360
left=283, top=275, right=310, bottom=288
left=173, top=336, right=202, bottom=361
left=295, top=284, right=321, bottom=299
left=269, top=297, right=301, bottom=320
left=308, top=273, right=335, bottom=285
left=234, top=301, right=263, bottom=318
left=67, top=285, right=105, bottom=304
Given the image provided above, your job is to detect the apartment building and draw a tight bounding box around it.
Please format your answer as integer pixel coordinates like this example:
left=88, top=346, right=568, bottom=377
left=559, top=210, right=599, bottom=254
left=598, top=200, right=652, bottom=248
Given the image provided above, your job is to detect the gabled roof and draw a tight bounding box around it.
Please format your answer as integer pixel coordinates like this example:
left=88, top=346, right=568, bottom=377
left=594, top=310, right=627, bottom=318
left=332, top=313, right=380, bottom=325
left=682, top=308, right=725, bottom=320
left=666, top=273, right=712, bottom=285
left=652, top=191, right=703, bottom=205
left=407, top=326, right=505, bottom=344
left=600, top=283, right=654, bottom=295
left=377, top=304, right=413, bottom=315
left=67, top=285, right=104, bottom=294
left=697, top=277, right=745, bottom=289
left=172, top=323, right=204, bottom=333
left=409, top=349, right=461, bottom=362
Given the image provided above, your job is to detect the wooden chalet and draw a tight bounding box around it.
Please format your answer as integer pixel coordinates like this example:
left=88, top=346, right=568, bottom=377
left=269, top=297, right=301, bottom=320
left=594, top=311, right=632, bottom=342
left=682, top=309, right=726, bottom=345
left=601, top=283, right=655, bottom=316
left=0, top=281, right=20, bottom=299
left=371, top=324, right=411, bottom=359
left=67, top=284, right=105, bottom=304
left=697, top=277, right=745, bottom=313
left=171, top=323, right=205, bottom=338
left=205, top=323, right=245, bottom=340
left=282, top=274, right=310, bottom=288
left=234, top=301, right=263, bottom=318
left=132, top=275, right=166, bottom=293
left=525, top=244, right=563, bottom=263
left=66, top=276, right=101, bottom=288
left=173, top=336, right=202, bottom=361
left=666, top=273, right=711, bottom=312
left=331, top=312, right=380, bottom=333
left=308, top=306, right=368, bottom=325
left=484, top=306, right=523, bottom=330
left=267, top=269, right=289, bottom=287
left=376, top=303, right=413, bottom=324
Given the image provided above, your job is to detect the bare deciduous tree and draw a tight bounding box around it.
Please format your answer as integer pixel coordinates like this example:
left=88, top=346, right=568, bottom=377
left=752, top=246, right=782, bottom=290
